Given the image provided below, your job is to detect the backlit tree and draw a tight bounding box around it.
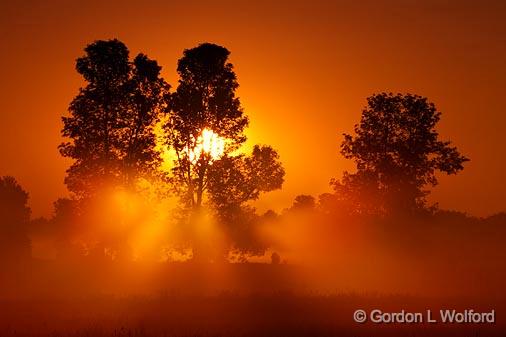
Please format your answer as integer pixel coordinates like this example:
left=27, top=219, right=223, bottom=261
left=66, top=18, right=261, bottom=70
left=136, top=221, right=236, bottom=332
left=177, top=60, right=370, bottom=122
left=59, top=39, right=170, bottom=198
left=333, top=93, right=469, bottom=215
left=165, top=43, right=284, bottom=259
left=166, top=43, right=249, bottom=209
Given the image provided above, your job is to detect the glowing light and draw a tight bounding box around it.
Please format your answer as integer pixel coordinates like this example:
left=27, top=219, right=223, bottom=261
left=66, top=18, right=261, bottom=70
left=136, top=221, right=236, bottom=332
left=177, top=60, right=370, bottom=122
left=186, top=128, right=225, bottom=163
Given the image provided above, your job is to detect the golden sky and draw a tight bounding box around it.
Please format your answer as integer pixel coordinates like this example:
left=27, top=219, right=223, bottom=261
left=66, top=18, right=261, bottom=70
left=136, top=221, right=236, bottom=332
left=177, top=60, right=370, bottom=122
left=0, top=0, right=505, bottom=217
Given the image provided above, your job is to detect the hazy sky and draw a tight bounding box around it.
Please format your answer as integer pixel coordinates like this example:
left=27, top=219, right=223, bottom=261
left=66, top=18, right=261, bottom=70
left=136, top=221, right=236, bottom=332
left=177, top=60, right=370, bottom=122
left=0, top=0, right=505, bottom=217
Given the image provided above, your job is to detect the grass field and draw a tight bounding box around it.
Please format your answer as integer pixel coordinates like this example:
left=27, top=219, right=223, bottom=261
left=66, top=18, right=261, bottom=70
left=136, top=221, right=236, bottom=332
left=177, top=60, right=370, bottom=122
left=1, top=261, right=505, bottom=337
left=1, top=293, right=504, bottom=337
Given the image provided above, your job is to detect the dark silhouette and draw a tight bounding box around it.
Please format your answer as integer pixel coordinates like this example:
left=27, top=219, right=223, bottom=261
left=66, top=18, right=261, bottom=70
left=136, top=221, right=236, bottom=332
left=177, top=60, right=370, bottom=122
left=57, top=39, right=170, bottom=261
left=59, top=39, right=170, bottom=198
left=271, top=252, right=281, bottom=264
left=289, top=195, right=316, bottom=211
left=332, top=93, right=469, bottom=215
left=0, top=176, right=31, bottom=264
left=164, top=43, right=285, bottom=260
left=165, top=43, right=249, bottom=209
left=207, top=146, right=284, bottom=259
left=207, top=146, right=284, bottom=212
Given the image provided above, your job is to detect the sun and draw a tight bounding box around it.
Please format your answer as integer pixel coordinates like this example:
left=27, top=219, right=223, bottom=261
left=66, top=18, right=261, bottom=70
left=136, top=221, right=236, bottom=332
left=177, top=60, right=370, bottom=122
left=153, top=121, right=226, bottom=171
left=186, top=128, right=225, bottom=163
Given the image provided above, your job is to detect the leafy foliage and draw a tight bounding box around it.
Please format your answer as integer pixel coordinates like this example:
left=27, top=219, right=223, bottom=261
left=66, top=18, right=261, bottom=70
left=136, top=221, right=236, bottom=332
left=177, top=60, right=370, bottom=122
left=207, top=145, right=285, bottom=212
left=333, top=93, right=469, bottom=214
left=166, top=43, right=249, bottom=208
left=59, top=39, right=170, bottom=198
left=164, top=43, right=285, bottom=258
left=205, top=145, right=284, bottom=258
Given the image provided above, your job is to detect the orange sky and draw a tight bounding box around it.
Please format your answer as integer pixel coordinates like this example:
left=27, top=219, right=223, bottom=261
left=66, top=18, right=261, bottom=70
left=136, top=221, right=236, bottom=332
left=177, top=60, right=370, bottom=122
left=0, top=0, right=505, bottom=218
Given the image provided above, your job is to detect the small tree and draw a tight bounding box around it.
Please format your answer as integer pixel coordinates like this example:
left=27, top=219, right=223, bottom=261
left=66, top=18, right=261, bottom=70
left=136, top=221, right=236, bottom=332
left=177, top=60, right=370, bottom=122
left=206, top=146, right=284, bottom=259
left=207, top=146, right=285, bottom=213
left=59, top=39, right=170, bottom=198
left=333, top=93, right=469, bottom=215
left=0, top=176, right=31, bottom=262
left=289, top=195, right=316, bottom=211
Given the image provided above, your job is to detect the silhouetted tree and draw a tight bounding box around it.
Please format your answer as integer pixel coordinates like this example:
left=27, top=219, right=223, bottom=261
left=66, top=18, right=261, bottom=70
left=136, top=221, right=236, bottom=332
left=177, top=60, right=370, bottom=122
left=60, top=39, right=170, bottom=198
left=289, top=195, right=316, bottom=211
left=165, top=43, right=249, bottom=209
left=204, top=146, right=283, bottom=260
left=333, top=93, right=468, bottom=215
left=165, top=43, right=285, bottom=259
left=0, top=176, right=31, bottom=263
left=207, top=146, right=285, bottom=212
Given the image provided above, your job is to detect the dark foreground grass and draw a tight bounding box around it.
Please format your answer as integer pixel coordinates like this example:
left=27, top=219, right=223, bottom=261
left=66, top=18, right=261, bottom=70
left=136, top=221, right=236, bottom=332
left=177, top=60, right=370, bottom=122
left=0, top=293, right=504, bottom=337
left=1, top=261, right=505, bottom=336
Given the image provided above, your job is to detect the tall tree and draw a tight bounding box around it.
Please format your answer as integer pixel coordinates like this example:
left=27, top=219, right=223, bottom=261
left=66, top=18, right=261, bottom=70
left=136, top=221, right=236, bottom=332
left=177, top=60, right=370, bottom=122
left=165, top=43, right=249, bottom=209
left=59, top=39, right=170, bottom=198
left=165, top=43, right=284, bottom=259
left=333, top=93, right=469, bottom=215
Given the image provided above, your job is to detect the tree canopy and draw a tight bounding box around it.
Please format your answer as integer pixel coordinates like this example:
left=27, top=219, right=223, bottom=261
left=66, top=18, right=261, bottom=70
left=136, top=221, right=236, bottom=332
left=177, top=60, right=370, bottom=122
left=165, top=43, right=250, bottom=209
left=207, top=145, right=285, bottom=213
left=165, top=43, right=284, bottom=211
left=60, top=39, right=170, bottom=198
left=332, top=93, right=469, bottom=215
left=164, top=43, right=285, bottom=259
left=56, top=40, right=285, bottom=261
